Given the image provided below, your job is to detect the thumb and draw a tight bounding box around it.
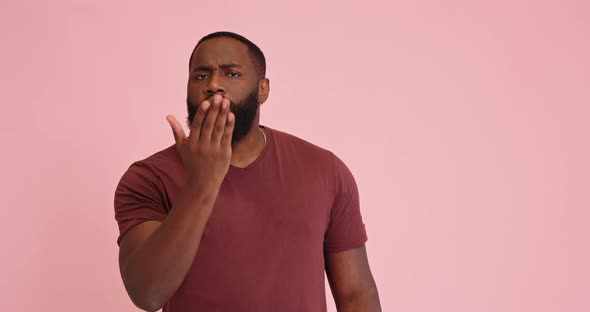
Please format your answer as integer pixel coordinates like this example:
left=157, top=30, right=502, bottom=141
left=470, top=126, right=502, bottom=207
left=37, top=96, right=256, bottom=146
left=166, top=115, right=186, bottom=146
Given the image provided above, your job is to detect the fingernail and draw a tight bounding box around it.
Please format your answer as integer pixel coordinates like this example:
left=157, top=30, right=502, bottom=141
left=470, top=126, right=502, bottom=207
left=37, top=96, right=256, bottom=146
left=222, top=101, right=228, bottom=110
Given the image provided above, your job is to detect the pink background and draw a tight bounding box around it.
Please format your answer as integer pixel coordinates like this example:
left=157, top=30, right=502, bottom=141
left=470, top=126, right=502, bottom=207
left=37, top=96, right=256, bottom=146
left=1, top=0, right=588, bottom=311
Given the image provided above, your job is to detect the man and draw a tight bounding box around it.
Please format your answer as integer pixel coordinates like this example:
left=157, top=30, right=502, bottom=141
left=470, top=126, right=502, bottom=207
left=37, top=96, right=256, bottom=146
left=114, top=31, right=381, bottom=312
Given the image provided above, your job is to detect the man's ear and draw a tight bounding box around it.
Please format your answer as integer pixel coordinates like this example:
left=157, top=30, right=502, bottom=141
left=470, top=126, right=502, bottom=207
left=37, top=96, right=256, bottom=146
left=258, top=78, right=270, bottom=104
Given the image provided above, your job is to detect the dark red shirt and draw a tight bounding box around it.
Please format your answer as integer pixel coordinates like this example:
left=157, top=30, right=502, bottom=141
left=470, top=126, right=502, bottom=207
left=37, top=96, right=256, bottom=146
left=114, top=125, right=368, bottom=311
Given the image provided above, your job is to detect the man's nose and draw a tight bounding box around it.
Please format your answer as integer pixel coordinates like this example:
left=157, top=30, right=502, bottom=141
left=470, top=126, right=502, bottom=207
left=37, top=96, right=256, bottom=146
left=205, top=73, right=225, bottom=96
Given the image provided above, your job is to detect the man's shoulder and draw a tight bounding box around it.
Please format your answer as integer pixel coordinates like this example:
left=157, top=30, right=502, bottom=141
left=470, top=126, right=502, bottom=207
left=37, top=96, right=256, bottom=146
left=125, top=144, right=181, bottom=176
left=268, top=126, right=341, bottom=169
left=268, top=127, right=356, bottom=188
left=269, top=126, right=334, bottom=157
left=142, top=144, right=179, bottom=163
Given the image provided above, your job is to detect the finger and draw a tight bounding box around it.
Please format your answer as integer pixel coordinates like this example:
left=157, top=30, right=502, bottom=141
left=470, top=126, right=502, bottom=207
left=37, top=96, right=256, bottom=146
left=188, top=99, right=211, bottom=145
left=212, top=98, right=230, bottom=145
left=200, top=94, right=223, bottom=143
left=166, top=115, right=186, bottom=146
left=220, top=112, right=235, bottom=148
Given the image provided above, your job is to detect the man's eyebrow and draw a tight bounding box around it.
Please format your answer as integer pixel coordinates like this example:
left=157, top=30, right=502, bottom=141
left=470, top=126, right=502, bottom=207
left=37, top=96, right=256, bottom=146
left=192, top=63, right=241, bottom=72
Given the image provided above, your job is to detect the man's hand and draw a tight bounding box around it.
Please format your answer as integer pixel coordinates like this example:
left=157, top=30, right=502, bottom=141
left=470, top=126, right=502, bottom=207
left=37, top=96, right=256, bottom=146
left=166, top=94, right=235, bottom=188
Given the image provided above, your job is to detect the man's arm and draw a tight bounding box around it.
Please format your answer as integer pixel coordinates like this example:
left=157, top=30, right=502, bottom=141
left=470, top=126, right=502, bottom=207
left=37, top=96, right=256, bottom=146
left=119, top=183, right=219, bottom=311
left=118, top=95, right=234, bottom=311
left=325, top=245, right=381, bottom=312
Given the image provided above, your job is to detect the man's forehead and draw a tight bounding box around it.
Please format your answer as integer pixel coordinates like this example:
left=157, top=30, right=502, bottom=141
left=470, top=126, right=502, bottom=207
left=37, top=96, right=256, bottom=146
left=191, top=37, right=250, bottom=67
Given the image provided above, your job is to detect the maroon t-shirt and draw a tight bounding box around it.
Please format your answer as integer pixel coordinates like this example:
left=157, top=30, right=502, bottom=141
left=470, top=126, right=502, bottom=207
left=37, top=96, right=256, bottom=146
left=114, top=125, right=368, bottom=311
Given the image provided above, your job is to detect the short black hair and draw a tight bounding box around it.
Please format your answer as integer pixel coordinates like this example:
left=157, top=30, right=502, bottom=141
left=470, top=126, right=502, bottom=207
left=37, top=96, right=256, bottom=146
left=188, top=31, right=266, bottom=79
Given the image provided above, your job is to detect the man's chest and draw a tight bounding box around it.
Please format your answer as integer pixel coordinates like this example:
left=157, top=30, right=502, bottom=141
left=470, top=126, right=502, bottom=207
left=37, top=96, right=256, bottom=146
left=204, top=172, right=333, bottom=244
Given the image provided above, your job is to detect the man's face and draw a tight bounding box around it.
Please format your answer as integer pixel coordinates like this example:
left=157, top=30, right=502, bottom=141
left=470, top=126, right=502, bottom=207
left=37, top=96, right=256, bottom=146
left=186, top=37, right=261, bottom=144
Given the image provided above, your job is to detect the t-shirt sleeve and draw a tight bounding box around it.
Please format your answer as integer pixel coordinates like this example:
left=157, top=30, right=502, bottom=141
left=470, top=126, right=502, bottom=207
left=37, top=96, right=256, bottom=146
left=323, top=152, right=368, bottom=253
left=114, top=162, right=168, bottom=246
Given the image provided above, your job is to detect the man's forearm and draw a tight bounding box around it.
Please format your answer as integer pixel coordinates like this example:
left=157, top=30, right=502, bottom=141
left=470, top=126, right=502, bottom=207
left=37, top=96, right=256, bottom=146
left=121, top=182, right=220, bottom=311
left=336, top=286, right=382, bottom=312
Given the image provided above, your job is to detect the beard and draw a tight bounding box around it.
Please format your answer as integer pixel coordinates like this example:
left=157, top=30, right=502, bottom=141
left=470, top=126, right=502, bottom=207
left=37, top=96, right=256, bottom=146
left=186, top=86, right=260, bottom=145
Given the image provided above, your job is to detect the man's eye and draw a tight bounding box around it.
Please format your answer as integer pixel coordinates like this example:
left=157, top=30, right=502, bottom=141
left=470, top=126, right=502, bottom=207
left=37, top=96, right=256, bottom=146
left=194, top=74, right=208, bottom=80
left=228, top=72, right=241, bottom=78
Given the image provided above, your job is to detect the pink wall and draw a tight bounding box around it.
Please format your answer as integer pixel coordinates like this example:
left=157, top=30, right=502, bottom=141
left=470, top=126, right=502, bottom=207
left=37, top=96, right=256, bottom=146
left=1, top=0, right=588, bottom=311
